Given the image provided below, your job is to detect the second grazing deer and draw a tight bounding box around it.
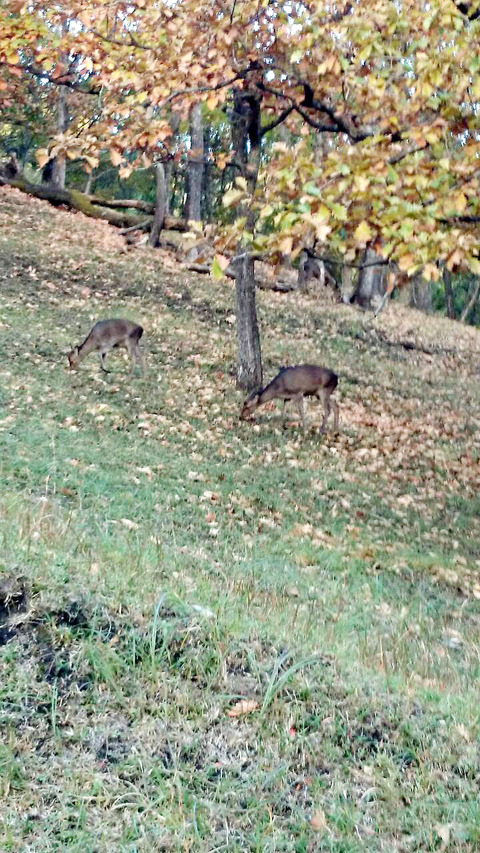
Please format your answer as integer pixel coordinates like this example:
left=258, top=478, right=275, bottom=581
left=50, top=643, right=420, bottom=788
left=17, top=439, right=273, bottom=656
left=67, top=318, right=146, bottom=374
left=240, top=364, right=339, bottom=432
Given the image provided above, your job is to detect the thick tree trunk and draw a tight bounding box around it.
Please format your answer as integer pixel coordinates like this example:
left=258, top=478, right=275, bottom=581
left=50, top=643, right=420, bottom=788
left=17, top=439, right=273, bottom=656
left=340, top=263, right=356, bottom=303
left=460, top=277, right=480, bottom=323
left=186, top=102, right=204, bottom=223
left=235, top=253, right=263, bottom=390
left=6, top=176, right=190, bottom=231
left=353, top=248, right=386, bottom=309
left=411, top=275, right=432, bottom=313
left=149, top=163, right=167, bottom=247
left=231, top=87, right=263, bottom=390
left=42, top=85, right=69, bottom=189
left=443, top=268, right=456, bottom=319
left=51, top=86, right=69, bottom=189
left=164, top=161, right=174, bottom=216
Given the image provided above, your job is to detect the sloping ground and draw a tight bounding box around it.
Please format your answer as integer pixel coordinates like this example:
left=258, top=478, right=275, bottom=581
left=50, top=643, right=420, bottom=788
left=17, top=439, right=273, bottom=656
left=0, top=185, right=479, bottom=852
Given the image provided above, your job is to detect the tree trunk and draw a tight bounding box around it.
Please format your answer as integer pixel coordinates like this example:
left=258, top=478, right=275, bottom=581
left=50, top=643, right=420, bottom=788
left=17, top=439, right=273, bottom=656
left=186, top=102, right=204, bottom=223
left=42, top=85, right=69, bottom=189
left=235, top=253, right=263, bottom=390
left=353, top=248, right=386, bottom=309
left=298, top=250, right=325, bottom=291
left=5, top=174, right=190, bottom=232
left=460, top=277, right=480, bottom=323
left=149, top=163, right=167, bottom=247
left=340, top=262, right=356, bottom=303
left=411, top=275, right=432, bottom=313
left=164, top=161, right=173, bottom=216
left=231, top=87, right=263, bottom=390
left=443, top=268, right=456, bottom=319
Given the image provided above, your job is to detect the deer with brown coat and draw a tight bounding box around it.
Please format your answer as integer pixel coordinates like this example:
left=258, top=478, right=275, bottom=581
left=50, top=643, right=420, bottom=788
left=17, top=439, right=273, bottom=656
left=240, top=364, right=339, bottom=433
left=67, top=319, right=146, bottom=374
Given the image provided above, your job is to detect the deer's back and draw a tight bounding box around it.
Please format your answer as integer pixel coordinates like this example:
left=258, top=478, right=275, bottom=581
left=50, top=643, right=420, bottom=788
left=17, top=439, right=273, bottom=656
left=91, top=318, right=143, bottom=344
left=275, top=365, right=338, bottom=395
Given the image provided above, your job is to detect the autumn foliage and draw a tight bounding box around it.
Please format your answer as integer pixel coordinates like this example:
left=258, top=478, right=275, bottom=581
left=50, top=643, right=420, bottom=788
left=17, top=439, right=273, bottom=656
left=1, top=0, right=480, bottom=275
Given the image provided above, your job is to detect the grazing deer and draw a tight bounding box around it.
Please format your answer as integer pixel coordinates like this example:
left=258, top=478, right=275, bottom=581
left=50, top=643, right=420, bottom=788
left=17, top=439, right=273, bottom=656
left=240, top=364, right=339, bottom=432
left=67, top=318, right=145, bottom=374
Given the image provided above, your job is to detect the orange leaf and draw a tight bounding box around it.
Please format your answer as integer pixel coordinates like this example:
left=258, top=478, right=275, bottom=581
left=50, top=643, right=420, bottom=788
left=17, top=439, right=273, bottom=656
left=227, top=699, right=259, bottom=718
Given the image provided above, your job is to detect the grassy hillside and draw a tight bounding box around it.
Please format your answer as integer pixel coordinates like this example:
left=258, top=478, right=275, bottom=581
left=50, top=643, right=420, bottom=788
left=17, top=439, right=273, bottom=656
left=0, top=185, right=479, bottom=852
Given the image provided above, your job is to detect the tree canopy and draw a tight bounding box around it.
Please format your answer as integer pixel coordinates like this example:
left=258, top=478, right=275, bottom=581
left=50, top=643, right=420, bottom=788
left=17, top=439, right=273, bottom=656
left=2, top=0, right=480, bottom=277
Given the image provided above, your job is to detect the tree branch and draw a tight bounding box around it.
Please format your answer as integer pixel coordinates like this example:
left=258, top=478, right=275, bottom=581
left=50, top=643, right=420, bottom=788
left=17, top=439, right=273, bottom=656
left=2, top=62, right=101, bottom=95
left=259, top=105, right=295, bottom=138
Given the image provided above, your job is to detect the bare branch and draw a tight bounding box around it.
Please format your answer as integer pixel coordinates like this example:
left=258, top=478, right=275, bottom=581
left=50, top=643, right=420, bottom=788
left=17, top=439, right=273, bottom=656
left=259, top=105, right=295, bottom=138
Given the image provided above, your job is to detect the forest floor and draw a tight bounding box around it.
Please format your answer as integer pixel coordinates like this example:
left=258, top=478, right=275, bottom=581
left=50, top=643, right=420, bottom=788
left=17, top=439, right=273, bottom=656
left=0, top=185, right=479, bottom=853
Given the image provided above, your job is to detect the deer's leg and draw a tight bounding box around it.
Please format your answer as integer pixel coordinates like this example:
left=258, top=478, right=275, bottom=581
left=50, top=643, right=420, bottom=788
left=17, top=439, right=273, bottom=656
left=331, top=397, right=340, bottom=432
left=282, top=399, right=288, bottom=428
left=318, top=389, right=331, bottom=432
left=99, top=351, right=110, bottom=373
left=126, top=338, right=143, bottom=374
left=296, top=395, right=307, bottom=432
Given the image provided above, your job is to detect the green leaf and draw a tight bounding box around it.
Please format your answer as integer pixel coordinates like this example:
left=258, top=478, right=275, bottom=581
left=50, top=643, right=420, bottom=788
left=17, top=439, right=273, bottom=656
left=303, top=182, right=322, bottom=198
left=211, top=257, right=226, bottom=279
left=331, top=203, right=348, bottom=221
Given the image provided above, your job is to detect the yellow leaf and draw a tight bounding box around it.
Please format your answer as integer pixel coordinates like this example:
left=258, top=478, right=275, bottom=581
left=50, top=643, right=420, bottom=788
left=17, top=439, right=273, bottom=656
left=222, top=188, right=244, bottom=208
left=354, top=175, right=370, bottom=192
left=354, top=221, right=372, bottom=244
left=423, top=263, right=440, bottom=281
left=315, top=224, right=332, bottom=242
left=110, top=149, right=123, bottom=167
left=446, top=248, right=462, bottom=270
left=398, top=253, right=415, bottom=272
left=227, top=699, right=259, bottom=718
left=453, top=192, right=467, bottom=213
left=471, top=78, right=480, bottom=99
left=467, top=256, right=480, bottom=275
left=235, top=176, right=248, bottom=191
left=35, top=149, right=50, bottom=168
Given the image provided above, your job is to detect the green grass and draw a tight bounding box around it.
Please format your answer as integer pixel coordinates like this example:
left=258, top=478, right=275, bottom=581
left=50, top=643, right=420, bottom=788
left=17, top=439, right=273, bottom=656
left=0, top=186, right=479, bottom=851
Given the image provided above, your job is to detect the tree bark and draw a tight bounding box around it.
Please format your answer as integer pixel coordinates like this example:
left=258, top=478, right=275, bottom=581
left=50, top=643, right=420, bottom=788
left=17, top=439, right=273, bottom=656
left=352, top=248, right=386, bottom=309
left=5, top=175, right=190, bottom=231
left=340, top=262, right=356, bottom=303
left=231, top=87, right=263, bottom=390
left=443, top=268, right=456, bottom=319
left=149, top=163, right=167, bottom=247
left=411, top=275, right=432, bottom=313
left=460, top=277, right=480, bottom=322
left=42, top=84, right=69, bottom=189
left=186, top=102, right=204, bottom=223
left=88, top=196, right=154, bottom=213
left=51, top=85, right=69, bottom=189
left=10, top=177, right=147, bottom=227
left=235, top=253, right=263, bottom=390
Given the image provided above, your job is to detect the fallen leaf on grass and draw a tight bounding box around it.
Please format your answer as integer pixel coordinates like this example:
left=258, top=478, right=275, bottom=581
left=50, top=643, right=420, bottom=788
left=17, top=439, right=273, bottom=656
left=120, top=518, right=139, bottom=530
left=310, top=808, right=327, bottom=831
left=227, top=699, right=259, bottom=718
